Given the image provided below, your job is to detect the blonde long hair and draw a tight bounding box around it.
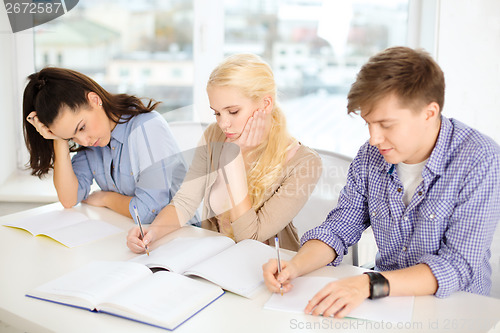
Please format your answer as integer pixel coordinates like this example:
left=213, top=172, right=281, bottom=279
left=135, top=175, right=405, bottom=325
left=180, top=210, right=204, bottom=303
left=207, top=54, right=296, bottom=209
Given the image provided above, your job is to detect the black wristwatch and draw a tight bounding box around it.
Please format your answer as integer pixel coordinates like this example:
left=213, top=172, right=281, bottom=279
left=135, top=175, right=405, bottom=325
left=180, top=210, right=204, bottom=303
left=364, top=272, right=390, bottom=299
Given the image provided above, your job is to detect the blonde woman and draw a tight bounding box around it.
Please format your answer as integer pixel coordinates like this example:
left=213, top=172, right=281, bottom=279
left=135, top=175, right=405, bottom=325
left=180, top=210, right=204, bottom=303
left=127, top=54, right=322, bottom=251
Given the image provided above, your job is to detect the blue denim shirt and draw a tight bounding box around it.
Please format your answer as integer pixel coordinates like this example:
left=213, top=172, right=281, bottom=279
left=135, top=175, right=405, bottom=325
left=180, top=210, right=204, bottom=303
left=72, top=111, right=195, bottom=224
left=302, top=116, right=500, bottom=297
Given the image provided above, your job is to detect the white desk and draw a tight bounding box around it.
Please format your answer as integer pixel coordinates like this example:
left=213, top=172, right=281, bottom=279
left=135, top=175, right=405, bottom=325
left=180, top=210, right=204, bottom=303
left=1, top=203, right=499, bottom=333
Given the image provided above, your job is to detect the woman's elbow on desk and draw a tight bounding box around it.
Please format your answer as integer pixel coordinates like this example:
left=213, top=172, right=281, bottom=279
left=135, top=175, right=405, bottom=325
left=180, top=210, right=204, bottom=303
left=58, top=196, right=78, bottom=209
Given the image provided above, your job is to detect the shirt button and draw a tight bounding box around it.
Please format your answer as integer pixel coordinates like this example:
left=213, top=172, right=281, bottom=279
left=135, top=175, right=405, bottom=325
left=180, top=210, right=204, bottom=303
left=397, top=188, right=402, bottom=193
left=130, top=172, right=133, bottom=175
left=371, top=211, right=377, bottom=217
left=429, top=213, right=436, bottom=219
left=152, top=209, right=156, bottom=213
left=112, top=184, right=115, bottom=188
left=93, top=171, right=96, bottom=175
left=112, top=146, right=115, bottom=150
left=418, top=191, right=423, bottom=196
left=402, top=246, right=407, bottom=251
left=404, top=216, right=409, bottom=221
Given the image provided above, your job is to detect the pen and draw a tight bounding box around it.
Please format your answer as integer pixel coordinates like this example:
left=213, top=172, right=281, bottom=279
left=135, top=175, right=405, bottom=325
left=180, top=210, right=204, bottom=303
left=133, top=205, right=149, bottom=256
left=274, top=236, right=283, bottom=296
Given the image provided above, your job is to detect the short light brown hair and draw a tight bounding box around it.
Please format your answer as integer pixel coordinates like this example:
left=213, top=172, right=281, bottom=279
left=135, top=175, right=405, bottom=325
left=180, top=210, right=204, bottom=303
left=347, top=46, right=445, bottom=115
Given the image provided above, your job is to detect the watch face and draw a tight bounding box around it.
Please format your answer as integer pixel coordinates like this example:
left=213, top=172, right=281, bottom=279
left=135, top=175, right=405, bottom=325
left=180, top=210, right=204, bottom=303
left=371, top=279, right=390, bottom=299
left=365, top=272, right=390, bottom=299
left=372, top=283, right=385, bottom=298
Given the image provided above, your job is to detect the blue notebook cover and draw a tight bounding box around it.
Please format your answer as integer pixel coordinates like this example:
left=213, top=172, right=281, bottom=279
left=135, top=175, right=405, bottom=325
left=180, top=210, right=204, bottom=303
left=26, top=290, right=225, bottom=331
left=25, top=263, right=226, bottom=331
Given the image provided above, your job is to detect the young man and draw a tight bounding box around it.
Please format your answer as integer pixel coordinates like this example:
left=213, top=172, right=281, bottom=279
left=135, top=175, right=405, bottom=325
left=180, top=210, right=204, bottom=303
left=263, top=46, right=500, bottom=318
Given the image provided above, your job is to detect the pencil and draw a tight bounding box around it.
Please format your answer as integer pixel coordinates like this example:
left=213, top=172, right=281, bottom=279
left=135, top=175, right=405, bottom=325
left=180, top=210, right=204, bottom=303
left=274, top=236, right=283, bottom=296
left=133, top=205, right=149, bottom=256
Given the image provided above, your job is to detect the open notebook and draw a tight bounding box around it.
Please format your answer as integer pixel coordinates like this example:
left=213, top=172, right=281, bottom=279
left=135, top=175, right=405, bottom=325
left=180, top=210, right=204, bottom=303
left=130, top=236, right=292, bottom=298
left=27, top=261, right=224, bottom=331
left=27, top=236, right=290, bottom=330
left=1, top=209, right=122, bottom=247
left=264, top=276, right=414, bottom=323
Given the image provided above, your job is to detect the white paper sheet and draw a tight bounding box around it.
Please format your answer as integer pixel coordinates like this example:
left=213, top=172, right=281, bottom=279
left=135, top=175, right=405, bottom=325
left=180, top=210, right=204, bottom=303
left=45, top=219, right=123, bottom=248
left=264, top=276, right=414, bottom=323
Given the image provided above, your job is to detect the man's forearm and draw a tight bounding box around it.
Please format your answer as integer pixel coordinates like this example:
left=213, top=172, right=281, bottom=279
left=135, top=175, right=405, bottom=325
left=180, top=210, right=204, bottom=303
left=291, top=239, right=337, bottom=276
left=382, top=263, right=438, bottom=296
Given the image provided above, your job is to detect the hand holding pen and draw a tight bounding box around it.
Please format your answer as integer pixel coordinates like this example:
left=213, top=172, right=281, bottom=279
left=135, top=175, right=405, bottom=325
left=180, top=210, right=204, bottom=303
left=262, top=247, right=300, bottom=295
left=133, top=205, right=149, bottom=256
left=274, top=236, right=283, bottom=296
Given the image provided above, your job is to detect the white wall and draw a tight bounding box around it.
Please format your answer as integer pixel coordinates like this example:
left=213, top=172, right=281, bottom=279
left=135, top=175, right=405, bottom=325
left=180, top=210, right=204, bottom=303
left=436, top=0, right=500, bottom=144
left=435, top=0, right=500, bottom=299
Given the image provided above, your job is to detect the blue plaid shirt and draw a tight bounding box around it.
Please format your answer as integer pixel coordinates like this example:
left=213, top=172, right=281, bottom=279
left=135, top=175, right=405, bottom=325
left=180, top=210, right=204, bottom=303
left=302, top=116, right=500, bottom=297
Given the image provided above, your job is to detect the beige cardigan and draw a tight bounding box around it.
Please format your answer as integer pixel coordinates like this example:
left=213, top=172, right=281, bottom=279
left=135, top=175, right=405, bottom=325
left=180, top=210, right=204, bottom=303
left=170, top=123, right=322, bottom=251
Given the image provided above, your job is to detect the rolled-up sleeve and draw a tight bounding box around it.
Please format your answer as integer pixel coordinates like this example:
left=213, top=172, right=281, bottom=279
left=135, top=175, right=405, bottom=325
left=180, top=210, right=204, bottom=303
left=170, top=136, right=212, bottom=225
left=232, top=151, right=322, bottom=243
left=130, top=156, right=186, bottom=224
left=301, top=150, right=370, bottom=266
left=71, top=150, right=94, bottom=204
left=128, top=116, right=188, bottom=224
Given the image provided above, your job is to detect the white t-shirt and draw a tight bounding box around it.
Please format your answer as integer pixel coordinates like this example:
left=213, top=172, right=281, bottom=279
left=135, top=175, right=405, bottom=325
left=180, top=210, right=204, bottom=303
left=396, top=159, right=428, bottom=206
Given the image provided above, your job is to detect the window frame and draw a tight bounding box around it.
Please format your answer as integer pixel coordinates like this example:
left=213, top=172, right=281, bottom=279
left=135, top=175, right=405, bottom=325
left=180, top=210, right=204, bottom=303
left=13, top=31, right=35, bottom=170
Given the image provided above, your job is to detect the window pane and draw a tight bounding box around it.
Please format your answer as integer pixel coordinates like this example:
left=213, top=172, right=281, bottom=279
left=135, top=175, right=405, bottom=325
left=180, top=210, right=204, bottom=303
left=224, top=0, right=409, bottom=157
left=34, top=0, right=194, bottom=122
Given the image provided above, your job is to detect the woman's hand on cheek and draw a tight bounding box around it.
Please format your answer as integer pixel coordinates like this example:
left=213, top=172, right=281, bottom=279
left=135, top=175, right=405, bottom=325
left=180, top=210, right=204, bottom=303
left=232, top=109, right=268, bottom=154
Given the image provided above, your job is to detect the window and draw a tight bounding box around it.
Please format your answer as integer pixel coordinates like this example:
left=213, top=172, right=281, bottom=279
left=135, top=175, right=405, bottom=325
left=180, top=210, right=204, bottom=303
left=223, top=0, right=409, bottom=156
left=34, top=0, right=194, bottom=121
left=30, top=0, right=411, bottom=158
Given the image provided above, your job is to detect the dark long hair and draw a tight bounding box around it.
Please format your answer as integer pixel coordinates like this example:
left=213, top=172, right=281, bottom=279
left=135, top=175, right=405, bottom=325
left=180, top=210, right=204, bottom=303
left=23, top=67, right=161, bottom=177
